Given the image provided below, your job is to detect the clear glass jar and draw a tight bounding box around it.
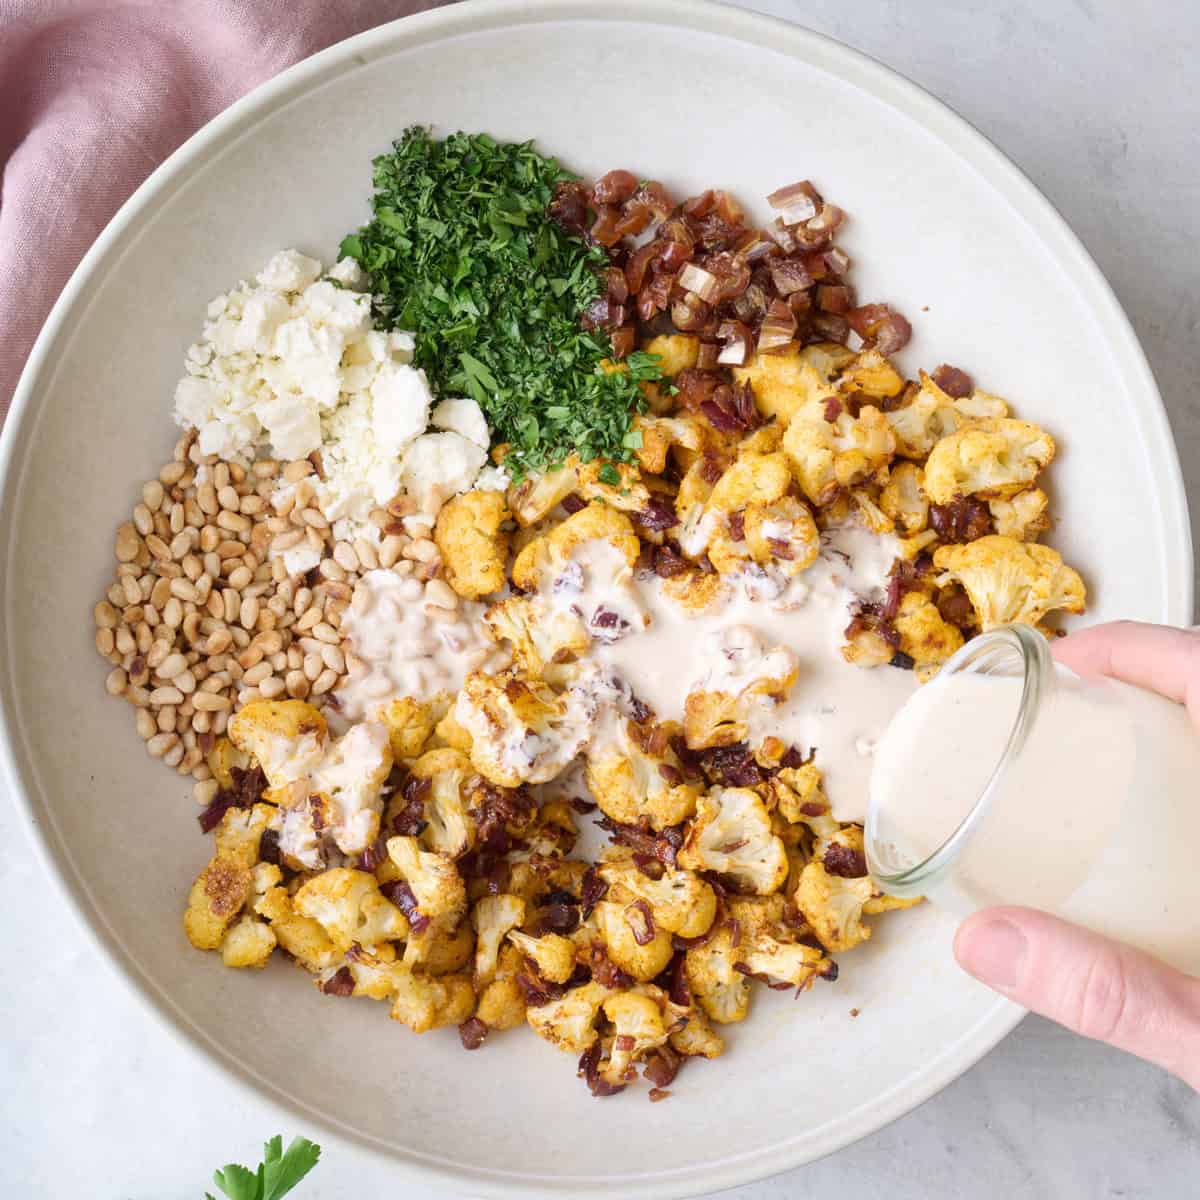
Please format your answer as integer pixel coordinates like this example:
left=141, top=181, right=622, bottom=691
left=864, top=623, right=1200, bottom=974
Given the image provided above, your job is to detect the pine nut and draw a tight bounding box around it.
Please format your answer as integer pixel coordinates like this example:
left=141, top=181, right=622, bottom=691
left=312, top=668, right=339, bottom=695
left=143, top=480, right=165, bottom=509
left=105, top=668, right=127, bottom=696
left=94, top=601, right=119, bottom=629
left=169, top=578, right=198, bottom=602
left=95, top=628, right=115, bottom=655
left=243, top=661, right=272, bottom=686
left=174, top=669, right=197, bottom=695
left=150, top=686, right=184, bottom=705
left=217, top=485, right=240, bottom=510
left=379, top=535, right=405, bottom=568
left=217, top=510, right=251, bottom=533
left=240, top=596, right=260, bottom=630
left=424, top=578, right=458, bottom=609
left=157, top=652, right=188, bottom=679
left=259, top=675, right=286, bottom=699
left=283, top=460, right=313, bottom=482
left=320, top=644, right=345, bottom=673
left=405, top=538, right=438, bottom=563
left=146, top=731, right=178, bottom=758
left=312, top=621, right=339, bottom=644
left=227, top=565, right=252, bottom=589
left=163, top=741, right=185, bottom=768
left=351, top=585, right=373, bottom=615
left=193, top=691, right=231, bottom=712
left=303, top=654, right=323, bottom=681
left=135, top=709, right=157, bottom=740
left=115, top=627, right=136, bottom=655
left=353, top=538, right=379, bottom=570
left=115, top=524, right=141, bottom=562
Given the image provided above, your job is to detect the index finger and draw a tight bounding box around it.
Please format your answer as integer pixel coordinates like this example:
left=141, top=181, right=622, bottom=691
left=1053, top=621, right=1200, bottom=726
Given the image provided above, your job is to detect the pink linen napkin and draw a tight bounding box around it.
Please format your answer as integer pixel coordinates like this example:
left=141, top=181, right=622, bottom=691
left=0, top=0, right=447, bottom=420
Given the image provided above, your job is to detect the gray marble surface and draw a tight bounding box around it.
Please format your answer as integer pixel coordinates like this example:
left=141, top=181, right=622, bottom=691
left=3, top=0, right=1199, bottom=1196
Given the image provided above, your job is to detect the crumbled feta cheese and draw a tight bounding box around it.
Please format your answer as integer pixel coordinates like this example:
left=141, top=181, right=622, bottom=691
left=173, top=248, right=495, bottom=537
left=281, top=543, right=323, bottom=577
left=327, top=256, right=368, bottom=290
left=257, top=249, right=322, bottom=292
left=401, top=432, right=488, bottom=514
left=432, top=396, right=490, bottom=449
left=474, top=464, right=511, bottom=493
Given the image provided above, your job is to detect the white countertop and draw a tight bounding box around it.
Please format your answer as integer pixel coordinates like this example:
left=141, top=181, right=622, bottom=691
left=5, top=0, right=1199, bottom=1195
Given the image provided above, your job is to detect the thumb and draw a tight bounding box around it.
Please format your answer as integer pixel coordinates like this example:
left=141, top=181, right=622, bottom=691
left=954, top=907, right=1200, bottom=1089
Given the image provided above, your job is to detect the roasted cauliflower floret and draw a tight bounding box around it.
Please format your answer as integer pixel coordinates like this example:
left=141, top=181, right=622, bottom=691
left=389, top=970, right=476, bottom=1033
left=633, top=414, right=705, bottom=474
left=527, top=981, right=612, bottom=1054
left=684, top=625, right=799, bottom=749
left=254, top=885, right=341, bottom=972
left=989, top=488, right=1051, bottom=541
left=708, top=452, right=793, bottom=513
left=511, top=503, right=641, bottom=591
left=508, top=930, right=577, bottom=984
left=598, top=856, right=717, bottom=940
left=386, top=836, right=467, bottom=924
left=769, top=762, right=839, bottom=838
left=598, top=990, right=686, bottom=1087
left=228, top=699, right=327, bottom=787
left=308, top=721, right=393, bottom=856
left=434, top=490, right=510, bottom=600
left=660, top=568, right=728, bottom=616
left=454, top=670, right=594, bottom=788
left=593, top=898, right=675, bottom=982
left=293, top=868, right=407, bottom=952
left=933, top=535, right=1086, bottom=631
left=678, top=786, right=788, bottom=895
left=183, top=804, right=275, bottom=951
left=643, top=333, right=700, bottom=377
left=483, top=595, right=590, bottom=681
left=206, top=735, right=251, bottom=789
left=404, top=747, right=477, bottom=857
left=729, top=896, right=832, bottom=989
left=475, top=944, right=528, bottom=1031
left=507, top=457, right=582, bottom=527
left=743, top=496, right=820, bottom=574
left=733, top=343, right=848, bottom=424
left=577, top=460, right=652, bottom=516
left=783, top=402, right=896, bottom=507
left=670, top=1006, right=725, bottom=1059
left=220, top=916, right=277, bottom=969
left=893, top=590, right=964, bottom=670
left=472, top=894, right=527, bottom=987
left=924, top=418, right=1055, bottom=504
left=684, top=921, right=750, bottom=1024
left=836, top=347, right=904, bottom=400
left=879, top=461, right=929, bottom=535
left=795, top=859, right=893, bottom=953
left=886, top=370, right=1009, bottom=459
left=584, top=718, right=701, bottom=830
left=402, top=916, right=475, bottom=975
left=378, top=696, right=439, bottom=762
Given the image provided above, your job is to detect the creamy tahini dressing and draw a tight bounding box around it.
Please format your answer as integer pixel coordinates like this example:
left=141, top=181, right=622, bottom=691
left=337, top=569, right=508, bottom=721
left=542, top=525, right=918, bottom=821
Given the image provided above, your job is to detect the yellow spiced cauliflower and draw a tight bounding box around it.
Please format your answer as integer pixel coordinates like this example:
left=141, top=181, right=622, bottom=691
left=923, top=418, right=1055, bottom=503
left=434, top=490, right=510, bottom=599
left=782, top=400, right=896, bottom=507
left=584, top=717, right=701, bottom=830
left=933, top=535, right=1086, bottom=631
left=989, top=488, right=1051, bottom=541
left=886, top=370, right=1009, bottom=459
left=679, top=786, right=788, bottom=895
left=733, top=343, right=850, bottom=424
left=743, top=497, right=820, bottom=574
left=483, top=595, right=590, bottom=681
left=511, top=503, right=641, bottom=591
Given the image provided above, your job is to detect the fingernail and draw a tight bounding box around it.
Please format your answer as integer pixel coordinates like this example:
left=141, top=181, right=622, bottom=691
left=955, top=917, right=1028, bottom=991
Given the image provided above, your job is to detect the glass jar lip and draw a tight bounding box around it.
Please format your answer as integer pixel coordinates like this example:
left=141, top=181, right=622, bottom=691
left=864, top=623, right=1054, bottom=895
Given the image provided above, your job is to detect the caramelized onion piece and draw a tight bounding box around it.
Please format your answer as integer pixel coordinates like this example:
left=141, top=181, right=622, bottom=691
left=716, top=319, right=753, bottom=366
left=672, top=292, right=710, bottom=331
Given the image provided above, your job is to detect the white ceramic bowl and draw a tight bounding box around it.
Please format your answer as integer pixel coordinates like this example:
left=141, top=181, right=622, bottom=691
left=1, top=1, right=1191, bottom=1196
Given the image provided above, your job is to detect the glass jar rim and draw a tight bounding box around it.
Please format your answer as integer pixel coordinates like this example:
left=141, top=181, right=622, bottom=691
left=864, top=623, right=1054, bottom=896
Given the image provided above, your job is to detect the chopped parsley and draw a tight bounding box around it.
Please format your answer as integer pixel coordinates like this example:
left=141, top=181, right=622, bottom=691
left=340, top=128, right=662, bottom=478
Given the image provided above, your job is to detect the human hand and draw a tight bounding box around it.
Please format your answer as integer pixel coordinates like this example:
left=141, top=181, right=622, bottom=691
left=953, top=621, right=1200, bottom=1090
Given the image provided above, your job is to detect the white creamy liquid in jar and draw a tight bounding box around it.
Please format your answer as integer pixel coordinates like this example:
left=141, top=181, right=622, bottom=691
left=870, top=667, right=1200, bottom=973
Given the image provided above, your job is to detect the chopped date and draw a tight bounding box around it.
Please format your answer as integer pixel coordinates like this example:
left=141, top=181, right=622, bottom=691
left=929, top=498, right=991, bottom=543
left=458, top=1017, right=490, bottom=1051
left=823, top=843, right=868, bottom=878
left=198, top=765, right=267, bottom=833
left=319, top=966, right=355, bottom=997
left=579, top=1042, right=625, bottom=1098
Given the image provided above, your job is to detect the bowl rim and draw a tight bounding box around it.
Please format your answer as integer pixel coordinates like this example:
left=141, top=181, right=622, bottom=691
left=0, top=0, right=1191, bottom=1195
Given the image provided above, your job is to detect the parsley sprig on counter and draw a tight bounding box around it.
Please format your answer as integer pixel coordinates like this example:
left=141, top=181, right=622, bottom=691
left=340, top=128, right=661, bottom=478
left=206, top=1135, right=321, bottom=1200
